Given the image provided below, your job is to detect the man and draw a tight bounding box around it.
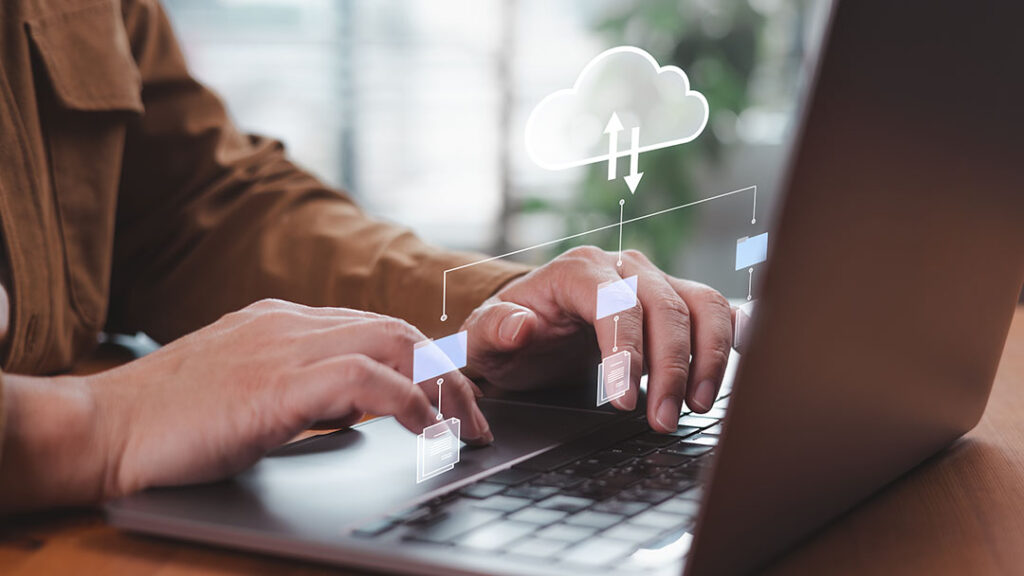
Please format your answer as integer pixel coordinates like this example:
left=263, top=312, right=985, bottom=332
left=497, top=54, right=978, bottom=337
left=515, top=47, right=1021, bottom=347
left=0, top=0, right=734, bottom=514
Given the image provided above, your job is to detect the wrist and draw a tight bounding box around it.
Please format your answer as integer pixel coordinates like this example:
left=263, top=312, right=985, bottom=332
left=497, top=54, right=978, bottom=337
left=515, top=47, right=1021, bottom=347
left=0, top=373, right=115, bottom=513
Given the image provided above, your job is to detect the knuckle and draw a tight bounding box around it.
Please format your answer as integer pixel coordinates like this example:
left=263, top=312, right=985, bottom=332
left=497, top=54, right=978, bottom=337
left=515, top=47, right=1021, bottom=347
left=564, top=245, right=605, bottom=262
left=378, top=317, right=423, bottom=344
left=341, top=354, right=378, bottom=380
left=248, top=297, right=292, bottom=312
left=622, top=249, right=649, bottom=264
left=703, top=344, right=731, bottom=372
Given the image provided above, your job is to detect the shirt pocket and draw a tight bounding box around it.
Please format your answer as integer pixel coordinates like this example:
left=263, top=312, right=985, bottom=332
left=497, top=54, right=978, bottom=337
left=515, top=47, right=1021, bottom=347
left=26, top=0, right=143, bottom=327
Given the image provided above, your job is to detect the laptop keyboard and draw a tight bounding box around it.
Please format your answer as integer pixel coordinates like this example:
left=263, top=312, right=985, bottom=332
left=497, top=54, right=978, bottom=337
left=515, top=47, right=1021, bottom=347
left=351, top=393, right=729, bottom=573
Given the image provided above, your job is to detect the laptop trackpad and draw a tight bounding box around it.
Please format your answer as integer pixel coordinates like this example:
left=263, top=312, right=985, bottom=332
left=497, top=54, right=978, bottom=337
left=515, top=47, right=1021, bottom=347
left=107, top=399, right=614, bottom=539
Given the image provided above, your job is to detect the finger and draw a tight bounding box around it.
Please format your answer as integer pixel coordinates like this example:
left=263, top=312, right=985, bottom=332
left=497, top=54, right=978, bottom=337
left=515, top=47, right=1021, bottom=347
left=618, top=251, right=692, bottom=432
left=417, top=369, right=493, bottom=445
left=552, top=247, right=643, bottom=411
left=670, top=278, right=734, bottom=413
left=302, top=316, right=425, bottom=376
left=463, top=300, right=538, bottom=355
left=292, top=354, right=438, bottom=435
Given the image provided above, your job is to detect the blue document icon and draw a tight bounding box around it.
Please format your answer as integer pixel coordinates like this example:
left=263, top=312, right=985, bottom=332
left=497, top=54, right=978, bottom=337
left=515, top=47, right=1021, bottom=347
left=596, top=275, right=639, bottom=320
left=413, top=331, right=468, bottom=384
left=735, top=232, right=769, bottom=270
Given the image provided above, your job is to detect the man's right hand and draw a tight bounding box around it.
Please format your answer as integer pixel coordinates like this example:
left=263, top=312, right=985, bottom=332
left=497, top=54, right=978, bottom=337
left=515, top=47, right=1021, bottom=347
left=0, top=299, right=491, bottom=512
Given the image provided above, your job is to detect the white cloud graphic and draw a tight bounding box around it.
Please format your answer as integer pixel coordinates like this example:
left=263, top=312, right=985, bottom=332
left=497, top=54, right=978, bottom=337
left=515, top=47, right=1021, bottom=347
left=525, top=46, right=709, bottom=171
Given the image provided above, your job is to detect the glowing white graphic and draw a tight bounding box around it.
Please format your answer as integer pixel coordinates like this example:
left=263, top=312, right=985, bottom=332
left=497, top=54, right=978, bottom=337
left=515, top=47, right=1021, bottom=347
left=597, top=350, right=631, bottom=406
left=416, top=417, right=461, bottom=483
left=736, top=232, right=768, bottom=301
left=413, top=331, right=468, bottom=384
left=734, top=300, right=756, bottom=351
left=735, top=232, right=769, bottom=270
left=596, top=275, right=639, bottom=320
left=524, top=46, right=709, bottom=190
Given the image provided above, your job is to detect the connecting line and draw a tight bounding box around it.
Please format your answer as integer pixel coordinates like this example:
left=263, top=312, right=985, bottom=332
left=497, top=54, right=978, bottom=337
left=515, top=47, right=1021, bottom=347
left=435, top=378, right=444, bottom=421
left=617, top=199, right=625, bottom=267
left=747, top=268, right=754, bottom=301
left=439, top=184, right=758, bottom=321
left=612, top=315, right=620, bottom=352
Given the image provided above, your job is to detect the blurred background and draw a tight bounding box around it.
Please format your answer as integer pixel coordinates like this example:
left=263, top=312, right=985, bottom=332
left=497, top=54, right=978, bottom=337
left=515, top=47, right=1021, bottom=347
left=162, top=0, right=829, bottom=300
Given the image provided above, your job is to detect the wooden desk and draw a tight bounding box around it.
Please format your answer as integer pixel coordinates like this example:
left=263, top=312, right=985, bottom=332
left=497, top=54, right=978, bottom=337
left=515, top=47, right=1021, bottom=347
left=2, top=306, right=1023, bottom=576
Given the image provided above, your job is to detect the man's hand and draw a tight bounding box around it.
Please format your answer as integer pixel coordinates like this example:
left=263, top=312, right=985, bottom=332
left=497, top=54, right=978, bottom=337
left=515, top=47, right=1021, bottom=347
left=0, top=299, right=490, bottom=512
left=462, top=246, right=734, bottom=433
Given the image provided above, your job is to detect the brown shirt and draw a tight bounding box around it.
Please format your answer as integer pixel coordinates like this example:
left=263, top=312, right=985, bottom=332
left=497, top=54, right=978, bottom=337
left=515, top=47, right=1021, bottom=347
left=0, top=0, right=529, bottom=450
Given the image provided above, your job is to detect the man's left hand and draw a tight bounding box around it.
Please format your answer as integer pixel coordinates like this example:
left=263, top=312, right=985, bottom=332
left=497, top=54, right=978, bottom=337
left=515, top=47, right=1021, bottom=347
left=461, top=246, right=735, bottom=433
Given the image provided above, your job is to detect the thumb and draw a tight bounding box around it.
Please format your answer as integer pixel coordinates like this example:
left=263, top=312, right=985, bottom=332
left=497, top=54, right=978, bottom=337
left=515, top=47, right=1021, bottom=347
left=465, top=301, right=537, bottom=354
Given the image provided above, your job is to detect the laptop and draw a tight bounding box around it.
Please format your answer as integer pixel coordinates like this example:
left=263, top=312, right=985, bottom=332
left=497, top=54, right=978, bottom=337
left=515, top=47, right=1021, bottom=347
left=106, top=0, right=1024, bottom=574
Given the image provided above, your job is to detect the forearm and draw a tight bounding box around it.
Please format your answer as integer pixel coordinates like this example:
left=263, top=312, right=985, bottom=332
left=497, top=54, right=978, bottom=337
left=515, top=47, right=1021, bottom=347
left=0, top=373, right=114, bottom=514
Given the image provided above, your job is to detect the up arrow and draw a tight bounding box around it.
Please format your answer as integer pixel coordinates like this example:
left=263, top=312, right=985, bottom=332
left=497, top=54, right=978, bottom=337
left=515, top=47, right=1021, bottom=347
left=604, top=113, right=623, bottom=181
left=624, top=126, right=644, bottom=194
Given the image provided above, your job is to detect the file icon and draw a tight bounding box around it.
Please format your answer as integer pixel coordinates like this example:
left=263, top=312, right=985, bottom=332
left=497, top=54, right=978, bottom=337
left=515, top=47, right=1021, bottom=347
left=597, top=350, right=631, bottom=406
left=416, top=417, right=461, bottom=483
left=735, top=232, right=769, bottom=270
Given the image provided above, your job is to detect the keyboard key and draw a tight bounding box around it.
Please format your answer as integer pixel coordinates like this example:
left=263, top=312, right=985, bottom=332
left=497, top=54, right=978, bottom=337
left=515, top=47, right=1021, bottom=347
left=533, top=472, right=585, bottom=489
left=459, top=482, right=505, bottom=499
left=629, top=510, right=690, bottom=530
left=457, top=520, right=536, bottom=551
left=641, top=476, right=696, bottom=493
left=507, top=537, right=570, bottom=559
left=677, top=486, right=703, bottom=501
left=535, top=523, right=598, bottom=544
left=508, top=507, right=568, bottom=526
left=618, top=487, right=674, bottom=504
left=642, top=453, right=691, bottom=468
left=702, top=424, right=723, bottom=436
left=702, top=407, right=728, bottom=419
left=666, top=425, right=702, bottom=438
left=591, top=499, right=650, bottom=517
left=587, top=450, right=634, bottom=468
left=603, top=523, right=662, bottom=543
left=564, top=510, right=625, bottom=530
left=537, top=495, right=595, bottom=513
left=473, top=495, right=532, bottom=513
left=404, top=509, right=502, bottom=543
left=503, top=484, right=560, bottom=501
left=631, top=433, right=681, bottom=447
left=608, top=442, right=658, bottom=457
left=485, top=468, right=538, bottom=486
left=563, top=479, right=624, bottom=501
left=678, top=415, right=718, bottom=429
left=656, top=498, right=701, bottom=518
left=661, top=443, right=713, bottom=457
left=561, top=537, right=638, bottom=567
left=688, top=434, right=718, bottom=446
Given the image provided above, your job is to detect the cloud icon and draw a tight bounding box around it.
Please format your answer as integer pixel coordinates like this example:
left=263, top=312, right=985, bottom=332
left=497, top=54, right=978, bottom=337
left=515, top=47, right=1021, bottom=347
left=525, top=46, right=709, bottom=171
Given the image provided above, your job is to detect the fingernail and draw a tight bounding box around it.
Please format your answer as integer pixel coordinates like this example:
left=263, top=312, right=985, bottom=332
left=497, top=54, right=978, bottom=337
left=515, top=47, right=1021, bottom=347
left=498, top=310, right=529, bottom=344
left=692, top=380, right=717, bottom=413
left=655, top=398, right=680, bottom=432
left=472, top=407, right=494, bottom=444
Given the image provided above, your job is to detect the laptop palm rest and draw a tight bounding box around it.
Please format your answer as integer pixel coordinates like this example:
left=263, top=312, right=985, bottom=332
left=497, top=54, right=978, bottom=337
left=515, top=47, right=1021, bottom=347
left=106, top=398, right=616, bottom=543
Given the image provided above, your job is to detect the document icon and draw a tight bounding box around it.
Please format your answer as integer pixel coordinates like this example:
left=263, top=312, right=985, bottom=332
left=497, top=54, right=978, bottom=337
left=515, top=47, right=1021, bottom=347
left=413, top=331, right=468, bottom=384
left=416, top=417, right=461, bottom=483
left=735, top=232, right=769, bottom=270
left=596, top=275, right=638, bottom=320
left=597, top=350, right=631, bottom=406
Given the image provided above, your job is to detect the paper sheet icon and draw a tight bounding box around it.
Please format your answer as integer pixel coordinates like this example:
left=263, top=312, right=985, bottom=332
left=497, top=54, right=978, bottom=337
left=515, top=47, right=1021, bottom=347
left=597, top=350, right=631, bottom=406
left=413, top=331, right=468, bottom=384
left=416, top=417, right=461, bottom=483
left=596, top=275, right=638, bottom=320
left=735, top=232, right=769, bottom=270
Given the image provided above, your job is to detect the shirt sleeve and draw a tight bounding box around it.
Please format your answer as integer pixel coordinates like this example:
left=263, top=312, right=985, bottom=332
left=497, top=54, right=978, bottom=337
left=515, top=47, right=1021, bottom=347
left=107, top=0, right=529, bottom=341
